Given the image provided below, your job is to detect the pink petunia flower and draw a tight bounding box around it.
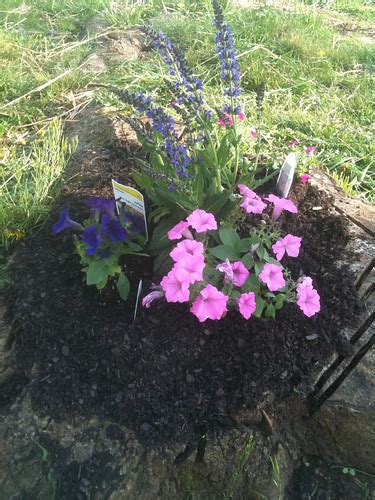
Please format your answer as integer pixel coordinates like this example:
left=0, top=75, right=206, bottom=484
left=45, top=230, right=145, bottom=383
left=216, top=258, right=234, bottom=283
left=300, top=173, right=311, bottom=184
left=259, top=263, right=286, bottom=291
left=170, top=239, right=204, bottom=262
left=265, top=194, right=298, bottom=221
left=238, top=112, right=245, bottom=121
left=187, top=209, right=217, bottom=233
left=238, top=184, right=258, bottom=199
left=142, top=290, right=164, bottom=308
left=238, top=292, right=256, bottom=319
left=173, top=254, right=205, bottom=284
left=305, top=146, right=316, bottom=156
left=272, top=234, right=302, bottom=261
left=224, top=113, right=233, bottom=126
left=232, top=261, right=250, bottom=287
left=218, top=118, right=226, bottom=128
left=240, top=196, right=267, bottom=215
left=288, top=139, right=299, bottom=147
left=190, top=284, right=228, bottom=322
left=249, top=126, right=257, bottom=139
left=297, top=287, right=320, bottom=317
left=167, top=220, right=193, bottom=241
left=160, top=267, right=191, bottom=303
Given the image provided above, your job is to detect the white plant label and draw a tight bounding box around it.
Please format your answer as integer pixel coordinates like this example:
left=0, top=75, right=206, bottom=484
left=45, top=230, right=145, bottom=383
left=133, top=279, right=143, bottom=322
left=112, top=179, right=148, bottom=240
left=276, top=153, right=297, bottom=198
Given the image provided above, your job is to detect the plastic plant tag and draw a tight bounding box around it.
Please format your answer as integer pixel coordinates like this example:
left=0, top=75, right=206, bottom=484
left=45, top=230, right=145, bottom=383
left=133, top=279, right=142, bottom=322
left=276, top=153, right=297, bottom=198
left=112, top=179, right=148, bottom=240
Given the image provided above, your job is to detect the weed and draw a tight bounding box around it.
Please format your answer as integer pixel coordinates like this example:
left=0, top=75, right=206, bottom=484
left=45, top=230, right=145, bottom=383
left=270, top=455, right=283, bottom=500
left=224, top=436, right=255, bottom=499
left=32, top=437, right=57, bottom=500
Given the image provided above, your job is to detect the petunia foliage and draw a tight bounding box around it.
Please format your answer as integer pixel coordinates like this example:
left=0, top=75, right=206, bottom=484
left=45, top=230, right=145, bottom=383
left=53, top=198, right=147, bottom=300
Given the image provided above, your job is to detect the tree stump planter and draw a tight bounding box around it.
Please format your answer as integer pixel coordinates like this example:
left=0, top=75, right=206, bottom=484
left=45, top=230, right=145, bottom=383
left=0, top=116, right=373, bottom=498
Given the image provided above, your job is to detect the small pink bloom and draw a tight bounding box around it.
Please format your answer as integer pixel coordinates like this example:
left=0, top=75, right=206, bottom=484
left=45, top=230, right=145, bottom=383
left=187, top=209, right=217, bottom=233
left=238, top=292, right=256, bottom=319
left=216, top=258, right=234, bottom=283
left=259, top=263, right=286, bottom=292
left=170, top=239, right=204, bottom=262
left=265, top=194, right=298, bottom=221
left=305, top=146, right=316, bottom=156
left=296, top=277, right=314, bottom=296
left=169, top=100, right=177, bottom=108
left=238, top=184, right=257, bottom=198
left=232, top=261, right=249, bottom=287
left=190, top=284, right=228, bottom=322
left=238, top=112, right=245, bottom=121
left=297, top=287, right=320, bottom=317
left=224, top=113, right=233, bottom=126
left=167, top=220, right=193, bottom=241
left=249, top=126, right=257, bottom=139
left=173, top=254, right=205, bottom=284
left=288, top=139, right=299, bottom=147
left=160, top=268, right=190, bottom=303
left=272, top=234, right=302, bottom=261
left=300, top=173, right=311, bottom=184
left=142, top=290, right=164, bottom=308
left=218, top=118, right=226, bottom=128
left=240, top=196, right=267, bottom=215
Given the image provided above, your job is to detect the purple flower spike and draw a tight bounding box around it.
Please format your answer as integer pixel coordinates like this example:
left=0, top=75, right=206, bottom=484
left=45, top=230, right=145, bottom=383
left=52, top=208, right=82, bottom=234
left=86, top=198, right=116, bottom=218
left=101, top=214, right=127, bottom=242
left=83, top=225, right=102, bottom=255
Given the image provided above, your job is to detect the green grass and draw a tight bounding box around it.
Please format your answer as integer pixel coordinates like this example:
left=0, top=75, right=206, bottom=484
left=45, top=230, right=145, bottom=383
left=0, top=0, right=374, bottom=278
left=0, top=120, right=75, bottom=272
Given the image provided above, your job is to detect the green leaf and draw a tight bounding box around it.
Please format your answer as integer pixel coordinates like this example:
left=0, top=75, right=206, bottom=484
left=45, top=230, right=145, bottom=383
left=86, top=261, right=108, bottom=286
left=253, top=296, right=265, bottom=318
left=241, top=274, right=260, bottom=293
left=219, top=226, right=240, bottom=247
left=236, top=238, right=254, bottom=253
left=117, top=272, right=130, bottom=301
left=265, top=304, right=276, bottom=318
left=203, top=191, right=230, bottom=214
left=254, top=261, right=263, bottom=275
left=264, top=255, right=281, bottom=265
left=256, top=246, right=268, bottom=261
left=192, top=171, right=205, bottom=206
left=126, top=241, right=143, bottom=252
left=216, top=133, right=231, bottom=167
left=209, top=245, right=240, bottom=261
left=132, top=171, right=154, bottom=190
left=241, top=254, right=255, bottom=269
left=153, top=247, right=172, bottom=273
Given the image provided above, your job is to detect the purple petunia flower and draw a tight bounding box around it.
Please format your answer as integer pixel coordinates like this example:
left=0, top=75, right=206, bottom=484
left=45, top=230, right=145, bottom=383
left=83, top=225, right=102, bottom=255
left=52, top=208, right=82, bottom=234
left=101, top=214, right=127, bottom=242
left=100, top=249, right=111, bottom=258
left=85, top=198, right=116, bottom=218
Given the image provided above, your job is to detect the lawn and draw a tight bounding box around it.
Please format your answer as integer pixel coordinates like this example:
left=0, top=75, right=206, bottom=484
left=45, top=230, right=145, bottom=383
left=0, top=0, right=374, bottom=282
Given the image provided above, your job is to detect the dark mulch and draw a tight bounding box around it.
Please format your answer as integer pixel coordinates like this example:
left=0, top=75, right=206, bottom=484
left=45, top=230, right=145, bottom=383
left=7, top=151, right=359, bottom=448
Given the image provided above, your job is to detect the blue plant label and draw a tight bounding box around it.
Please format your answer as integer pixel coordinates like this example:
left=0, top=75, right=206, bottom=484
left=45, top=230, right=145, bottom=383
left=112, top=179, right=148, bottom=241
left=276, top=153, right=297, bottom=198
